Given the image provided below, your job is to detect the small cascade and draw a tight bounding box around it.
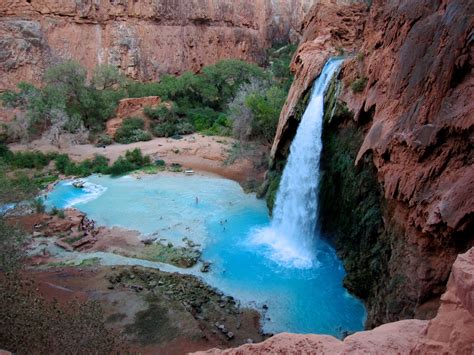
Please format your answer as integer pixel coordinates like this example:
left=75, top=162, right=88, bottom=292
left=251, top=58, right=344, bottom=269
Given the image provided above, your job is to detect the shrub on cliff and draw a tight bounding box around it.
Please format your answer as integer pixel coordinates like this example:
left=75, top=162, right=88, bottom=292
left=351, top=77, right=368, bottom=93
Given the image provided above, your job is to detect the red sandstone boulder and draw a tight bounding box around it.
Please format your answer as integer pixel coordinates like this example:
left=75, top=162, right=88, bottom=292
left=54, top=239, right=73, bottom=252
left=106, top=96, right=161, bottom=137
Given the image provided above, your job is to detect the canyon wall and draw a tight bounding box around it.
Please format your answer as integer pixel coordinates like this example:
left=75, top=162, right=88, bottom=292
left=269, top=0, right=473, bottom=327
left=0, top=0, right=316, bottom=92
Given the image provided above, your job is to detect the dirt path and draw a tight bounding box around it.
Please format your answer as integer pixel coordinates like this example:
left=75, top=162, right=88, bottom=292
left=9, top=134, right=264, bottom=184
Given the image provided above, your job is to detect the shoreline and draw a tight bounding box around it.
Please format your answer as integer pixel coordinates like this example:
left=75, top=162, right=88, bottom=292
left=17, top=207, right=268, bottom=352
left=9, top=133, right=266, bottom=186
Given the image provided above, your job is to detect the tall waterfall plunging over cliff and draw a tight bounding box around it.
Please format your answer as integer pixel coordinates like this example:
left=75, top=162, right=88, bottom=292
left=251, top=58, right=343, bottom=269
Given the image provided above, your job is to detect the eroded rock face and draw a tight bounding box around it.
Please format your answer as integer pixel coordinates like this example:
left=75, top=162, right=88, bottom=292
left=106, top=96, right=161, bottom=137
left=270, top=0, right=473, bottom=327
left=194, top=248, right=474, bottom=354
left=0, top=0, right=316, bottom=91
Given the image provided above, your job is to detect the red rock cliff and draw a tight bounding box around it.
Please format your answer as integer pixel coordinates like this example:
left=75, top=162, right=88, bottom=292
left=0, top=0, right=316, bottom=91
left=270, top=0, right=473, bottom=327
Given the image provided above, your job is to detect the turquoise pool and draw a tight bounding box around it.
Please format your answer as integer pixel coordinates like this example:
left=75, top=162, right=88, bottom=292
left=45, top=174, right=366, bottom=336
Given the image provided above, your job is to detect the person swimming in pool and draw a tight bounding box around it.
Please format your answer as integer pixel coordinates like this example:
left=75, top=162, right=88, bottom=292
left=195, top=196, right=199, bottom=204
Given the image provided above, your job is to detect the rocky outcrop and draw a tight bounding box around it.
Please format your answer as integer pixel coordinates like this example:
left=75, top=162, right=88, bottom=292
left=270, top=0, right=473, bottom=327
left=195, top=248, right=474, bottom=354
left=0, top=0, right=317, bottom=92
left=106, top=96, right=161, bottom=136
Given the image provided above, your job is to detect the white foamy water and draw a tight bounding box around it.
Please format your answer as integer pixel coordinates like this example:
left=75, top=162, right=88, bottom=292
left=54, top=180, right=107, bottom=207
left=250, top=58, right=344, bottom=269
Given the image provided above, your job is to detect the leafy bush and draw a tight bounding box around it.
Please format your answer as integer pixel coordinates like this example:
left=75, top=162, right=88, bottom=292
left=0, top=142, right=12, bottom=160
left=132, top=59, right=269, bottom=135
left=143, top=104, right=174, bottom=122
left=56, top=153, right=109, bottom=176
left=203, top=114, right=232, bottom=136
left=175, top=121, right=195, bottom=135
left=107, top=157, right=136, bottom=176
left=54, top=154, right=71, bottom=173
left=31, top=197, right=45, bottom=213
left=154, top=159, right=165, bottom=167
left=108, top=148, right=151, bottom=176
left=117, top=117, right=145, bottom=131
left=90, top=154, right=110, bottom=173
left=114, top=117, right=152, bottom=144
left=246, top=85, right=286, bottom=143
left=267, top=43, right=297, bottom=91
left=146, top=104, right=195, bottom=138
left=125, top=148, right=151, bottom=166
left=95, top=134, right=113, bottom=146
left=169, top=163, right=182, bottom=172
left=151, top=122, right=176, bottom=137
left=187, top=107, right=220, bottom=131
left=6, top=150, right=56, bottom=169
left=351, top=77, right=368, bottom=93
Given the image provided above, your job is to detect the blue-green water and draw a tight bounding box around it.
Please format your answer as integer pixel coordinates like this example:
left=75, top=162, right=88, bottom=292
left=45, top=174, right=365, bottom=336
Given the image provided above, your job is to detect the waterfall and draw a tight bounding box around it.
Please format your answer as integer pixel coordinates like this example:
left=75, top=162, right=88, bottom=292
left=250, top=58, right=344, bottom=269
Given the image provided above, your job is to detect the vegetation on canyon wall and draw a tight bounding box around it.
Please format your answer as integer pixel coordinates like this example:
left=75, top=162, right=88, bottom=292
left=319, top=120, right=388, bottom=301
left=1, top=44, right=295, bottom=149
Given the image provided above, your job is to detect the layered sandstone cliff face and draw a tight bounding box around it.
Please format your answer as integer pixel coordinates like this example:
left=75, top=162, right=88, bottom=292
left=196, top=248, right=474, bottom=354
left=0, top=0, right=316, bottom=91
left=270, top=0, right=473, bottom=327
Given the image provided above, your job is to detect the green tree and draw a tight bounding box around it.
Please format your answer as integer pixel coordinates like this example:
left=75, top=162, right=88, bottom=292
left=92, top=64, right=126, bottom=90
left=244, top=86, right=286, bottom=144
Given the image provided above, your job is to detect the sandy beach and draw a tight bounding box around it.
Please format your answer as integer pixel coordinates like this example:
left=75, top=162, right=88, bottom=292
left=9, top=133, right=264, bottom=184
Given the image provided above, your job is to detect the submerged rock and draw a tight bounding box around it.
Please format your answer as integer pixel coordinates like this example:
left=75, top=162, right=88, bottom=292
left=200, top=261, right=211, bottom=273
